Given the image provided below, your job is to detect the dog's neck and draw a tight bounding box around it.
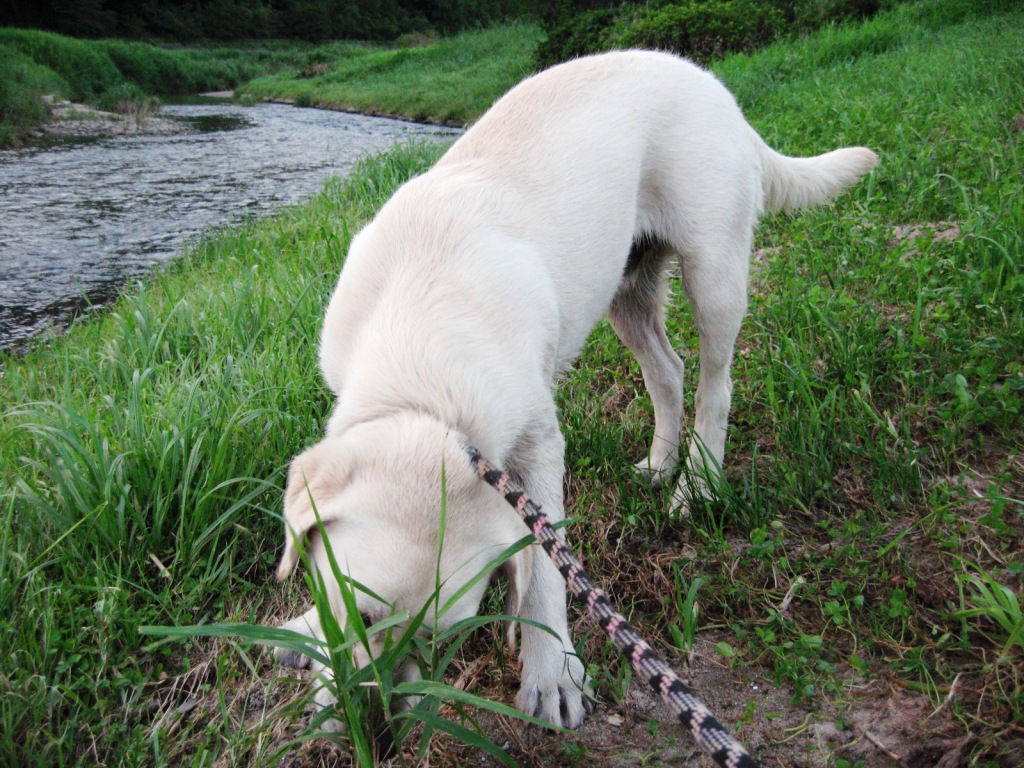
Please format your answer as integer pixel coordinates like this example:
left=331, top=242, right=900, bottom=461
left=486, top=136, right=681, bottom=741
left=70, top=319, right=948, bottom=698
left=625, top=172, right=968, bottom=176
left=326, top=404, right=462, bottom=446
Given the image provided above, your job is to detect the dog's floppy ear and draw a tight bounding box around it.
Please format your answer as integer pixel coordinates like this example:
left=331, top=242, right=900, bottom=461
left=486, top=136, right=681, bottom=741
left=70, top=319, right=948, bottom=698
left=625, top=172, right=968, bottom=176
left=276, top=440, right=352, bottom=582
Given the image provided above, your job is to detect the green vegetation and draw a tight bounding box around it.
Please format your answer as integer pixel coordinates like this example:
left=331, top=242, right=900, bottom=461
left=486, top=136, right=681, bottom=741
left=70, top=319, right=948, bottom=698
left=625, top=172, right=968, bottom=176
left=537, top=0, right=888, bottom=69
left=2, top=0, right=543, bottom=42
left=0, top=28, right=320, bottom=146
left=2, top=0, right=1022, bottom=765
left=534, top=0, right=1024, bottom=69
left=0, top=23, right=540, bottom=147
left=237, top=23, right=545, bottom=125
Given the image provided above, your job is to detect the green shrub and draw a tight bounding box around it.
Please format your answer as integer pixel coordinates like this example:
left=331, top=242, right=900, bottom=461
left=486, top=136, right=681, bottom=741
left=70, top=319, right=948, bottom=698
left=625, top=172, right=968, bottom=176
left=93, top=82, right=158, bottom=115
left=768, top=0, right=884, bottom=30
left=615, top=1, right=785, bottom=64
left=535, top=7, right=620, bottom=70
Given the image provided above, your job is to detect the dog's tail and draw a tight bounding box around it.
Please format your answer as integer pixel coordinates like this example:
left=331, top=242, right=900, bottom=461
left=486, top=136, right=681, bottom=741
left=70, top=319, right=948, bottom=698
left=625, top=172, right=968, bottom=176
left=758, top=135, right=878, bottom=212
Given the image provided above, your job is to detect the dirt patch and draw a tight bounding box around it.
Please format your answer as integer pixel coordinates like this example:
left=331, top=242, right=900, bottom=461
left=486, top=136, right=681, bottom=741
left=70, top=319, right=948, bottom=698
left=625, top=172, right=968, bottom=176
left=538, top=635, right=966, bottom=768
left=887, top=222, right=961, bottom=257
left=154, top=630, right=969, bottom=767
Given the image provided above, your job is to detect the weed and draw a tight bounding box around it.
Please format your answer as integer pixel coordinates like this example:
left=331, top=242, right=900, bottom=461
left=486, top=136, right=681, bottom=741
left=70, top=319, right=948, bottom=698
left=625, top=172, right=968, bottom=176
left=668, top=565, right=704, bottom=661
left=954, top=561, right=1024, bottom=668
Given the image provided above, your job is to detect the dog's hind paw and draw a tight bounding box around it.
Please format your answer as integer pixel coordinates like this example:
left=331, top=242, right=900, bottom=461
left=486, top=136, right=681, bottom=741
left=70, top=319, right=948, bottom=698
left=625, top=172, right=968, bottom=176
left=516, top=675, right=593, bottom=729
left=273, top=647, right=312, bottom=669
left=633, top=457, right=674, bottom=489
left=670, top=467, right=719, bottom=516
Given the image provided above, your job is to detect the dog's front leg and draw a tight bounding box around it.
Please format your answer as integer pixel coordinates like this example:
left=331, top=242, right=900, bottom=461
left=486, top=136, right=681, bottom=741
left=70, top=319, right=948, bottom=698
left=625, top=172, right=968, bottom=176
left=508, top=424, right=592, bottom=728
left=517, top=552, right=591, bottom=728
left=272, top=607, right=346, bottom=732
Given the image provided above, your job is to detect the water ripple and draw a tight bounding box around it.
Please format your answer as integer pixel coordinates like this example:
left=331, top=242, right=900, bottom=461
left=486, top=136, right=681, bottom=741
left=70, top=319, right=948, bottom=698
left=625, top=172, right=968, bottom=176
left=0, top=101, right=457, bottom=350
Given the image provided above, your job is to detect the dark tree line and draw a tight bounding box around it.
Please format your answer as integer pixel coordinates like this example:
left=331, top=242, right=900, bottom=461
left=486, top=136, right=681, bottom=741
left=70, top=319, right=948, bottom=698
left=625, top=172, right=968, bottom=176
left=0, top=0, right=546, bottom=41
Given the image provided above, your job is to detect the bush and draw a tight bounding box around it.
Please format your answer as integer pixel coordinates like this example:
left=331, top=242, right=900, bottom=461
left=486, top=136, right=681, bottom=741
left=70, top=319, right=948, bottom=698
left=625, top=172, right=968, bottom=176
left=93, top=82, right=154, bottom=114
left=536, top=7, right=620, bottom=69
left=768, top=0, right=884, bottom=30
left=615, top=1, right=785, bottom=64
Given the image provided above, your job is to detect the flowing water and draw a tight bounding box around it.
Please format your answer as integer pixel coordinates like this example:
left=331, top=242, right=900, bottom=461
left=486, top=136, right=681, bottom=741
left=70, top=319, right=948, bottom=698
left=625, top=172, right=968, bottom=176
left=0, top=101, right=457, bottom=350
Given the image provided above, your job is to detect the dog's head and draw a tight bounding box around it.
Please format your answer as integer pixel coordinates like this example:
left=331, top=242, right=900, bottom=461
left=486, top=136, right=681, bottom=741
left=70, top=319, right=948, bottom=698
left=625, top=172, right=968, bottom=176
left=277, top=413, right=532, bottom=660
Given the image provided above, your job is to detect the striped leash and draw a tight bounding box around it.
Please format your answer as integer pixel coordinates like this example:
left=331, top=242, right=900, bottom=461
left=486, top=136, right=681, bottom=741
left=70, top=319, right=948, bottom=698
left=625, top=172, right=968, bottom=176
left=468, top=447, right=760, bottom=768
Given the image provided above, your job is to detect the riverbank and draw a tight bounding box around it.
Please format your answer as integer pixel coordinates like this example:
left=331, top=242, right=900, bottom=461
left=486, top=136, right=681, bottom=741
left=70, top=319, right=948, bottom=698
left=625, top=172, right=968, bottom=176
left=237, top=23, right=545, bottom=126
left=0, top=30, right=317, bottom=147
left=2, top=1, right=1023, bottom=766
left=0, top=24, right=542, bottom=148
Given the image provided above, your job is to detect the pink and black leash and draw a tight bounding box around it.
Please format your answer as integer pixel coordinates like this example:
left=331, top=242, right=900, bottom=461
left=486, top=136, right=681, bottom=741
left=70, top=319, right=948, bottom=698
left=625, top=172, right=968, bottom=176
left=468, top=447, right=760, bottom=768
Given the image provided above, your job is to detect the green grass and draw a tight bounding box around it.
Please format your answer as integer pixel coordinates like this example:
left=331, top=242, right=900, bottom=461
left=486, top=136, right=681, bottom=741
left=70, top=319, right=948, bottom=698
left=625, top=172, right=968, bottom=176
left=2, top=1, right=1023, bottom=765
left=236, top=23, right=546, bottom=125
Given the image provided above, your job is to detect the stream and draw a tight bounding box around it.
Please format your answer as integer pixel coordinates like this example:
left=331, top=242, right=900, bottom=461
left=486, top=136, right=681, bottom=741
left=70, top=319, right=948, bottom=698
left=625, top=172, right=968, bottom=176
left=0, top=100, right=458, bottom=350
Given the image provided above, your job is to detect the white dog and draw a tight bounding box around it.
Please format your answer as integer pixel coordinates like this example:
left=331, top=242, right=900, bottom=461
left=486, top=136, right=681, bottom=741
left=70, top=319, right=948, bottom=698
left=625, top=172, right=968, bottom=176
left=274, top=50, right=877, bottom=730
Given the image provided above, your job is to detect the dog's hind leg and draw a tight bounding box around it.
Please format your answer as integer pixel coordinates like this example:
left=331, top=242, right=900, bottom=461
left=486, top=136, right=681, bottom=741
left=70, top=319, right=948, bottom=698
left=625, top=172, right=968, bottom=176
left=671, top=230, right=752, bottom=513
left=609, top=237, right=686, bottom=488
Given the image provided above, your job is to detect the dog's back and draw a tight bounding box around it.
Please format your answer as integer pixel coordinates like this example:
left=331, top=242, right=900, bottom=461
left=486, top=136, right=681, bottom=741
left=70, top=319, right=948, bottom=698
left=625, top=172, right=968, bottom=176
left=328, top=52, right=875, bottom=389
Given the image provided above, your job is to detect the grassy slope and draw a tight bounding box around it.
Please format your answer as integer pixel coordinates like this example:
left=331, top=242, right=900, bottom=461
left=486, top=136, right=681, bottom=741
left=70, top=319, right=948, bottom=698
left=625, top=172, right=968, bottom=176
left=1, top=3, right=1022, bottom=766
left=236, top=23, right=545, bottom=125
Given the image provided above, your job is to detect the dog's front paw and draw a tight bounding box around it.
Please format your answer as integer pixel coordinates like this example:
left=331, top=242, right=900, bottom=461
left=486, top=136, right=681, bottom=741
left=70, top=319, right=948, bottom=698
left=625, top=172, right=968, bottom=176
left=311, top=679, right=346, bottom=733
left=516, top=666, right=592, bottom=729
left=270, top=609, right=321, bottom=669
left=273, top=646, right=312, bottom=669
